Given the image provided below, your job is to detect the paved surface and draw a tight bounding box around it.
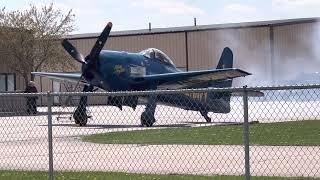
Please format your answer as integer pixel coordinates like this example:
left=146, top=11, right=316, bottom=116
left=0, top=102, right=319, bottom=177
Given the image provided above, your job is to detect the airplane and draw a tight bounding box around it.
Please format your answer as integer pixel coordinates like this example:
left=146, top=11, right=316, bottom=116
left=32, top=22, right=261, bottom=127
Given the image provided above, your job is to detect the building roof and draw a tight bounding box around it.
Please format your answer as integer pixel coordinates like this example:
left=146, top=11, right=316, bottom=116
left=66, top=17, right=320, bottom=40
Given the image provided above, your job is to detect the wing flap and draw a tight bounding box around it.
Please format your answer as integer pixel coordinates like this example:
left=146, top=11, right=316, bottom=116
left=178, top=69, right=249, bottom=84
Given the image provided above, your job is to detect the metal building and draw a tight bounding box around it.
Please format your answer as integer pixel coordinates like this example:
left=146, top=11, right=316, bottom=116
left=1, top=18, right=320, bottom=96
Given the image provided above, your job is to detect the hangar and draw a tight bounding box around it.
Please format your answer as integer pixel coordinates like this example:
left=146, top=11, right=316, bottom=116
left=1, top=17, right=320, bottom=103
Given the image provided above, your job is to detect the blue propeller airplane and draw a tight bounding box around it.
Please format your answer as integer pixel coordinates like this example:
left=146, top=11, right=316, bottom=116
left=32, top=22, right=260, bottom=127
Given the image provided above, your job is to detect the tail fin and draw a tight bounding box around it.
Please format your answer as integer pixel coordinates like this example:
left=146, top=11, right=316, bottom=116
left=184, top=47, right=234, bottom=119
left=216, top=47, right=233, bottom=69
left=214, top=47, right=233, bottom=88
left=207, top=47, right=234, bottom=113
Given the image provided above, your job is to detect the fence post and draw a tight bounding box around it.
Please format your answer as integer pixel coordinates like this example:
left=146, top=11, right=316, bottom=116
left=243, top=86, right=251, bottom=180
left=47, top=92, right=54, bottom=180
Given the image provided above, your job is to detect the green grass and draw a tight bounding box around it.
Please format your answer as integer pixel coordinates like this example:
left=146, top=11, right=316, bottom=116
left=82, top=120, right=320, bottom=146
left=0, top=171, right=318, bottom=180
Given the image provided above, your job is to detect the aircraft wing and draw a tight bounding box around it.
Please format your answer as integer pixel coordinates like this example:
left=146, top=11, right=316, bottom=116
left=31, top=72, right=82, bottom=83
left=135, top=68, right=251, bottom=89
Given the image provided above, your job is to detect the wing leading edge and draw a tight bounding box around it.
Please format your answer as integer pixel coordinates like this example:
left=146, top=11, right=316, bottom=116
left=31, top=72, right=82, bottom=83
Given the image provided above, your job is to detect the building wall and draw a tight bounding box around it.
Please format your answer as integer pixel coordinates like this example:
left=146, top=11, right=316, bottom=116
left=68, top=23, right=318, bottom=87
left=15, top=76, right=25, bottom=91
left=273, top=22, right=320, bottom=83
left=187, top=27, right=271, bottom=86
left=1, top=20, right=320, bottom=97
left=0, top=49, right=25, bottom=91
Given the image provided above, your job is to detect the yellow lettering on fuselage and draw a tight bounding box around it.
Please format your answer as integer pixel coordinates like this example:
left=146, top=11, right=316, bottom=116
left=184, top=92, right=208, bottom=102
left=114, top=65, right=125, bottom=75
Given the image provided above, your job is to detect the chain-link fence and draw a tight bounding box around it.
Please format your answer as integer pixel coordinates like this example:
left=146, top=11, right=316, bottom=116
left=0, top=92, right=49, bottom=178
left=0, top=85, right=319, bottom=179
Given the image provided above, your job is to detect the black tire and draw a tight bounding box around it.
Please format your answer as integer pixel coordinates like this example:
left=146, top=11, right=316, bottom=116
left=145, top=120, right=154, bottom=127
left=140, top=111, right=155, bottom=127
left=74, top=119, right=80, bottom=124
left=73, top=109, right=87, bottom=126
left=79, top=118, right=87, bottom=126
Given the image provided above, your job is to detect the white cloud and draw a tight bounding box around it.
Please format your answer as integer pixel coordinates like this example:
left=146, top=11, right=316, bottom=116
left=272, top=0, right=320, bottom=19
left=272, top=0, right=320, bottom=8
left=272, top=0, right=320, bottom=14
left=223, top=3, right=258, bottom=15
left=131, top=0, right=205, bottom=15
left=51, top=0, right=108, bottom=33
left=213, top=3, right=260, bottom=23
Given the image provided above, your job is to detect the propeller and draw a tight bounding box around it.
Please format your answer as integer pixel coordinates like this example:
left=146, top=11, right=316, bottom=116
left=62, top=22, right=113, bottom=89
left=61, top=22, right=113, bottom=105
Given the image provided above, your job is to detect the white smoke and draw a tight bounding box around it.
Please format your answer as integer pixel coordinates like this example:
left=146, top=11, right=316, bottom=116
left=271, top=21, right=320, bottom=85
left=222, top=21, right=320, bottom=87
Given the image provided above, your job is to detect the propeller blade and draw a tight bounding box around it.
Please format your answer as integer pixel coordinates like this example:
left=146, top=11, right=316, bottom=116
left=62, top=39, right=86, bottom=64
left=87, top=22, right=112, bottom=61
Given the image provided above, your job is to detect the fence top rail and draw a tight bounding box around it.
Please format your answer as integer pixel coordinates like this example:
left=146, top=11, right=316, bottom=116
left=245, top=84, right=320, bottom=91
left=0, top=84, right=320, bottom=97
left=0, top=92, right=47, bottom=97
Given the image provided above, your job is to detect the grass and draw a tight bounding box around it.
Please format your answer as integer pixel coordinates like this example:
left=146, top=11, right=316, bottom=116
left=82, top=120, right=320, bottom=146
left=0, top=171, right=318, bottom=180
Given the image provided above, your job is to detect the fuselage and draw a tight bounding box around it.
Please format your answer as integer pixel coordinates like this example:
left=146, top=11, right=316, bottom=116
left=83, top=49, right=231, bottom=114
left=90, top=49, right=179, bottom=91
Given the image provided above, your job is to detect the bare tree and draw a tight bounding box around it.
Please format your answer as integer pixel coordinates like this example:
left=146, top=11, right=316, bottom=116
left=0, top=3, right=76, bottom=86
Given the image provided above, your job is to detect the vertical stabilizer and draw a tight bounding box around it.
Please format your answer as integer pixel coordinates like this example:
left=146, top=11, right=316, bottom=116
left=216, top=47, right=233, bottom=69
left=206, top=47, right=234, bottom=115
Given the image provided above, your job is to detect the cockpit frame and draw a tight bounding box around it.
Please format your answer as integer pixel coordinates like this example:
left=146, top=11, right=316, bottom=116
left=140, top=48, right=175, bottom=66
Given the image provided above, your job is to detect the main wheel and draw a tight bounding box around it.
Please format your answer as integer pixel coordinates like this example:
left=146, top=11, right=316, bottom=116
left=140, top=111, right=155, bottom=127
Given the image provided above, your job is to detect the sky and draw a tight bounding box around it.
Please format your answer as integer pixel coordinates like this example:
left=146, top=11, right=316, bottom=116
left=1, top=0, right=320, bottom=34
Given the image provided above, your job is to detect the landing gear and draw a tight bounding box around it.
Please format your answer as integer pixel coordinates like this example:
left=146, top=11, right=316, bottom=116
left=201, top=111, right=211, bottom=123
left=140, top=94, right=157, bottom=127
left=73, top=85, right=93, bottom=126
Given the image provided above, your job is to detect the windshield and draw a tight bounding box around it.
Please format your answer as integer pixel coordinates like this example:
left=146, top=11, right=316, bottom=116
left=140, top=48, right=174, bottom=66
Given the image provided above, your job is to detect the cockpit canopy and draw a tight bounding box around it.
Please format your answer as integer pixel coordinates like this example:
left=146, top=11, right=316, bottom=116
left=140, top=48, right=175, bottom=66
